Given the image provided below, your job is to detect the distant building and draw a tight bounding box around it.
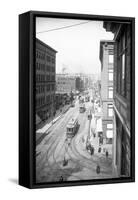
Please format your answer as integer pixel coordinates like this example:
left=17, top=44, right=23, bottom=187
left=75, top=76, right=84, bottom=92
left=36, top=38, right=57, bottom=125
left=56, top=74, right=76, bottom=94
left=55, top=93, right=63, bottom=110
left=103, top=22, right=131, bottom=177
left=99, top=40, right=114, bottom=145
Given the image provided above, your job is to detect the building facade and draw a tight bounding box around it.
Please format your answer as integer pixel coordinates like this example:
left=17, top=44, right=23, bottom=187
left=55, top=93, right=63, bottom=110
left=36, top=38, right=57, bottom=125
left=75, top=76, right=84, bottom=92
left=103, top=22, right=131, bottom=177
left=56, top=74, right=76, bottom=94
left=100, top=41, right=114, bottom=145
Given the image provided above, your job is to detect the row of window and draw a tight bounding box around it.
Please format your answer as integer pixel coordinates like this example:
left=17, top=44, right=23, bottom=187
left=36, top=95, right=55, bottom=107
left=108, top=69, right=113, bottom=81
left=47, top=65, right=55, bottom=72
left=108, top=86, right=113, bottom=98
left=36, top=74, right=55, bottom=82
left=47, top=56, right=55, bottom=64
left=57, top=81, right=66, bottom=85
left=36, top=84, right=55, bottom=94
left=108, top=104, right=113, bottom=117
left=36, top=63, right=45, bottom=71
left=36, top=96, right=45, bottom=107
left=106, top=123, right=113, bottom=138
left=36, top=62, right=55, bottom=72
left=36, top=51, right=45, bottom=60
left=36, top=51, right=55, bottom=64
left=36, top=85, right=44, bottom=94
left=108, top=54, right=114, bottom=64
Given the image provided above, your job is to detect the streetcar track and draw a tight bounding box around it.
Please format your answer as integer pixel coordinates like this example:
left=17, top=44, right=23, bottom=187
left=38, top=108, right=84, bottom=181
left=37, top=106, right=78, bottom=148
left=36, top=101, right=113, bottom=182
left=36, top=109, right=76, bottom=167
left=52, top=141, right=82, bottom=181
left=38, top=133, right=82, bottom=181
left=70, top=124, right=112, bottom=171
left=46, top=109, right=97, bottom=180
left=36, top=108, right=77, bottom=172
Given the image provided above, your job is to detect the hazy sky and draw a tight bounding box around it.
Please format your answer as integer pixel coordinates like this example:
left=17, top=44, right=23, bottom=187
left=36, top=17, right=113, bottom=74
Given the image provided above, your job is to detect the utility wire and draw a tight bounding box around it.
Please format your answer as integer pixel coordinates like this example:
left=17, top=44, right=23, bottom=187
left=36, top=21, right=91, bottom=34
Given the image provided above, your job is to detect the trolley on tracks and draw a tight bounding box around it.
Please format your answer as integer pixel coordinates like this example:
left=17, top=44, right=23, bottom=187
left=66, top=117, right=79, bottom=138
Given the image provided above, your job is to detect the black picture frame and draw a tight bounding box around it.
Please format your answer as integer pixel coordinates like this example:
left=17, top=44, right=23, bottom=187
left=19, top=11, right=135, bottom=189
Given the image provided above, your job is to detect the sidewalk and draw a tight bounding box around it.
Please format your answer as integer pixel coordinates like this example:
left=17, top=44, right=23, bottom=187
left=89, top=114, right=112, bottom=156
left=36, top=104, right=70, bottom=145
left=74, top=132, right=116, bottom=178
left=72, top=114, right=117, bottom=178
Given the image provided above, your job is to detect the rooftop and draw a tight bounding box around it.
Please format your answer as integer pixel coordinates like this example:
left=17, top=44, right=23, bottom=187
left=36, top=38, right=57, bottom=53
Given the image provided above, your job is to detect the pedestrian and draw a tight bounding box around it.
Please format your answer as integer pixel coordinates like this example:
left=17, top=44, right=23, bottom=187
left=59, top=176, right=63, bottom=182
left=106, top=150, right=109, bottom=158
left=96, top=165, right=100, bottom=174
left=63, top=157, right=68, bottom=166
left=98, top=147, right=101, bottom=153
left=91, top=146, right=94, bottom=155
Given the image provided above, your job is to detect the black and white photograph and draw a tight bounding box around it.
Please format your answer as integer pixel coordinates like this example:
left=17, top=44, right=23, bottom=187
left=0, top=0, right=138, bottom=197
left=35, top=16, right=133, bottom=184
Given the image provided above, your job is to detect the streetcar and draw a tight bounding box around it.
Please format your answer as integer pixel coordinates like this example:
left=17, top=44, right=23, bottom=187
left=79, top=103, right=86, bottom=113
left=66, top=117, right=79, bottom=138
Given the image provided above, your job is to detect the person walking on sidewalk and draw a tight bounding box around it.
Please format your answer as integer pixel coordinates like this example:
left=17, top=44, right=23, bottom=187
left=59, top=176, right=64, bottom=182
left=90, top=146, right=94, bottom=155
left=106, top=150, right=109, bottom=158
left=96, top=164, right=100, bottom=174
left=98, top=146, right=101, bottom=153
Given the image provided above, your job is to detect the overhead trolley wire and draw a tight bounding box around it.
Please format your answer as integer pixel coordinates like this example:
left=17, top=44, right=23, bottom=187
left=36, top=21, right=91, bottom=34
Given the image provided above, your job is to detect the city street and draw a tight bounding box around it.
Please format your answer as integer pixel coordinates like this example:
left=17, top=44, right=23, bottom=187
left=36, top=90, right=117, bottom=183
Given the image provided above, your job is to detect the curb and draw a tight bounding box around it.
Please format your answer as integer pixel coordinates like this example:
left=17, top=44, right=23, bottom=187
left=36, top=106, right=70, bottom=144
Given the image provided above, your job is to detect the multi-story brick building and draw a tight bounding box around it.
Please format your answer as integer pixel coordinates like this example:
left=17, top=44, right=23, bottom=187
left=103, top=22, right=131, bottom=177
left=100, top=40, right=114, bottom=145
left=56, top=74, right=76, bottom=94
left=36, top=38, right=57, bottom=124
